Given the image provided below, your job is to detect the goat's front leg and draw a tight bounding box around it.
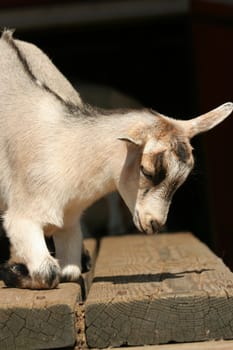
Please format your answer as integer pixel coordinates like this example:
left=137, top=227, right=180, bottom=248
left=2, top=213, right=60, bottom=289
left=53, top=220, right=84, bottom=282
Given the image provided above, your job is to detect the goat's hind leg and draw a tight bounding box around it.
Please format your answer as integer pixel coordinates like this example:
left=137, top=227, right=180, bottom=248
left=2, top=212, right=60, bottom=289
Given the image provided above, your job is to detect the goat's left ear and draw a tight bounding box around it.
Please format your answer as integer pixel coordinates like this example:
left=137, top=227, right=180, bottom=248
left=118, top=136, right=143, bottom=146
left=181, top=102, right=233, bottom=138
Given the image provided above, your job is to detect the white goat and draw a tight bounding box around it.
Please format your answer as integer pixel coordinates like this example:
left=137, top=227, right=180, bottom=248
left=0, top=30, right=232, bottom=289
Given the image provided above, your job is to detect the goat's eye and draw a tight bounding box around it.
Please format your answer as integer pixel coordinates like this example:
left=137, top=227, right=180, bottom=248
left=140, top=165, right=153, bottom=181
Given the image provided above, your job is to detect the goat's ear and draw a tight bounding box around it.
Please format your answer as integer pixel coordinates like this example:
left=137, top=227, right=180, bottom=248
left=181, top=102, right=233, bottom=138
left=118, top=136, right=142, bottom=146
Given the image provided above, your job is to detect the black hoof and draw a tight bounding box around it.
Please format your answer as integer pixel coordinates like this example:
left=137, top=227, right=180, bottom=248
left=81, top=246, right=92, bottom=273
left=0, top=263, right=30, bottom=288
left=0, top=261, right=60, bottom=289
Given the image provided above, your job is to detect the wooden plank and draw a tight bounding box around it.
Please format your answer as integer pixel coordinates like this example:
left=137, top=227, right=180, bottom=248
left=110, top=339, right=233, bottom=350
left=0, top=282, right=80, bottom=349
left=0, top=238, right=97, bottom=350
left=85, top=233, right=233, bottom=348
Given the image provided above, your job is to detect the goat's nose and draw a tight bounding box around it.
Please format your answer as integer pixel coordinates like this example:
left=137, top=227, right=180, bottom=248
left=150, top=220, right=161, bottom=233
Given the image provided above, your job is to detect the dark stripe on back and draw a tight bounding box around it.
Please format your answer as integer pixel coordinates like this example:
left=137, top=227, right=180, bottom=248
left=3, top=31, right=36, bottom=85
left=2, top=31, right=88, bottom=116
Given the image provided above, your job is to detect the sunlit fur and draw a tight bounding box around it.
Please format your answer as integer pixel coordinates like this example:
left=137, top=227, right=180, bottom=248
left=0, top=30, right=232, bottom=289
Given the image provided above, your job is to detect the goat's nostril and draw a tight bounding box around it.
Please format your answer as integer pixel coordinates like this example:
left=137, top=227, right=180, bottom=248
left=150, top=220, right=160, bottom=233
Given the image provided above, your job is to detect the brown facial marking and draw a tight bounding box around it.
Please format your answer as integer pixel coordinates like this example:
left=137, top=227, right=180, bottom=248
left=153, top=152, right=167, bottom=186
left=140, top=151, right=167, bottom=191
left=158, top=119, right=175, bottom=138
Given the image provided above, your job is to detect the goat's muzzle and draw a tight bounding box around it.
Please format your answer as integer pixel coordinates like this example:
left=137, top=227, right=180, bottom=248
left=133, top=210, right=162, bottom=234
left=150, top=219, right=161, bottom=234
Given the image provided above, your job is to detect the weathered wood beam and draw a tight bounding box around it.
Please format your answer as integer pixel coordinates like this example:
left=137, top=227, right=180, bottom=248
left=86, top=233, right=233, bottom=348
left=0, top=238, right=97, bottom=350
left=110, top=339, right=233, bottom=350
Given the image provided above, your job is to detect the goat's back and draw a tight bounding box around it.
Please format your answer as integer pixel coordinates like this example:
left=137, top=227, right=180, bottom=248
left=0, top=31, right=82, bottom=119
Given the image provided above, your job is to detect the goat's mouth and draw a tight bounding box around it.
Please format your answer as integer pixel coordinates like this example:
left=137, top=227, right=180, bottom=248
left=133, top=210, right=161, bottom=235
left=133, top=210, right=145, bottom=233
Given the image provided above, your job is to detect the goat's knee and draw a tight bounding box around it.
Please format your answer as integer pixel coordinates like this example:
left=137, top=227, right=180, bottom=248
left=2, top=213, right=60, bottom=289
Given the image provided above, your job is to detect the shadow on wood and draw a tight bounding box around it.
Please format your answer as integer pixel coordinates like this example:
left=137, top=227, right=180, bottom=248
left=93, top=269, right=213, bottom=284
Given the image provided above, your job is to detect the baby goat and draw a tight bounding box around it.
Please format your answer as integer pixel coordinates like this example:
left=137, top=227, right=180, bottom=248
left=0, top=30, right=232, bottom=289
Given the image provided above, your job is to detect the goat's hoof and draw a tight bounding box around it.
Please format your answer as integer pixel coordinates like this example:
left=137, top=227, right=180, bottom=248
left=60, top=265, right=81, bottom=282
left=0, top=263, right=30, bottom=288
left=31, top=257, right=61, bottom=289
left=82, top=247, right=92, bottom=273
left=0, top=257, right=61, bottom=289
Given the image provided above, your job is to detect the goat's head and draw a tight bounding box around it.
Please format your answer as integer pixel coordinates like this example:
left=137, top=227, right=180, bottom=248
left=118, top=102, right=233, bottom=234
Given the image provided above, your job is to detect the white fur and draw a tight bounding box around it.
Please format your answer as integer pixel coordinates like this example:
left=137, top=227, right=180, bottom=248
left=0, top=31, right=232, bottom=289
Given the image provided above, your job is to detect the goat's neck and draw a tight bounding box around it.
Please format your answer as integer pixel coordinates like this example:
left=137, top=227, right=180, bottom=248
left=67, top=111, right=147, bottom=209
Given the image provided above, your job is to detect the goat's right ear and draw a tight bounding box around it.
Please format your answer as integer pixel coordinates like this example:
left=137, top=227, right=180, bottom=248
left=181, top=102, right=233, bottom=138
left=118, top=136, right=142, bottom=146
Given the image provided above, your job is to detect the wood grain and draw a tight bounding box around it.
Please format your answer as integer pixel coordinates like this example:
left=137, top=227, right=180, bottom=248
left=85, top=233, right=233, bottom=348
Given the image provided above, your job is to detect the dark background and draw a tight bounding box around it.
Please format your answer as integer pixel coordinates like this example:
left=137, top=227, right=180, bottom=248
left=0, top=0, right=233, bottom=268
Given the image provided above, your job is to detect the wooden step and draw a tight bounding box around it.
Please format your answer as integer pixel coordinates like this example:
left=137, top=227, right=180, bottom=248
left=110, top=339, right=233, bottom=350
left=85, top=233, right=233, bottom=348
left=0, top=238, right=97, bottom=350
